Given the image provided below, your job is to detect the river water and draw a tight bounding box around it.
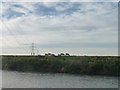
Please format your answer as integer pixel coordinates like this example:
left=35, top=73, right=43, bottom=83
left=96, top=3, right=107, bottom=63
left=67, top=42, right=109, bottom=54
left=2, top=70, right=118, bottom=88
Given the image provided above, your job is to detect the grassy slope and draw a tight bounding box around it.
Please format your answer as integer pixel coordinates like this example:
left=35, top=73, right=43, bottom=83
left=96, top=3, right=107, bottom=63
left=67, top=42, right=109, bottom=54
left=2, top=55, right=120, bottom=76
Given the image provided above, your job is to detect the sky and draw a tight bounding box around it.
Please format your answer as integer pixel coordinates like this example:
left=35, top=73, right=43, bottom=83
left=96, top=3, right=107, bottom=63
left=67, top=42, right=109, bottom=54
left=0, top=1, right=118, bottom=56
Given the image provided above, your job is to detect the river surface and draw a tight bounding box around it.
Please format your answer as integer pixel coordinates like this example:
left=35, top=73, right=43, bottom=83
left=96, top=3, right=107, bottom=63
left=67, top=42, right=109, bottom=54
left=2, top=70, right=118, bottom=88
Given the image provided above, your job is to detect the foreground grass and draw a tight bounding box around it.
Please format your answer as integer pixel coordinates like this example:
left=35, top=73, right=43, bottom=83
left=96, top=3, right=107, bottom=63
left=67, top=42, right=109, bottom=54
left=2, top=55, right=120, bottom=76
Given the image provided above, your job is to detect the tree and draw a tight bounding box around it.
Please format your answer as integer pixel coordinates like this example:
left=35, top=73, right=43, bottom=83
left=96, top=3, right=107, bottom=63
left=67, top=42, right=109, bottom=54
left=60, top=53, right=64, bottom=56
left=65, top=53, right=70, bottom=56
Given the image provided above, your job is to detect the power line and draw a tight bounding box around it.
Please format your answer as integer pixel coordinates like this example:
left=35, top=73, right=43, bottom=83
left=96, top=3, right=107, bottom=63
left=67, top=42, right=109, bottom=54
left=11, top=22, right=30, bottom=44
left=1, top=21, right=29, bottom=54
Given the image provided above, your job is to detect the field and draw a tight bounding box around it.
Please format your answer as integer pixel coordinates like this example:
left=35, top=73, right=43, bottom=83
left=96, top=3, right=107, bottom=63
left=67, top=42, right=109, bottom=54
left=2, top=55, right=120, bottom=76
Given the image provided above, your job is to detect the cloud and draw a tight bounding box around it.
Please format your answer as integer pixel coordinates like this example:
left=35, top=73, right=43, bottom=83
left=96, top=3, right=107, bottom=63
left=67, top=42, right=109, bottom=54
left=1, top=2, right=118, bottom=55
left=0, top=0, right=119, bottom=2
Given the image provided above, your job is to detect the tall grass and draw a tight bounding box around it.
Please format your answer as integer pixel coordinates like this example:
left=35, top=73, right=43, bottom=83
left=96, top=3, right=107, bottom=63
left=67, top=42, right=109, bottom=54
left=2, top=55, right=119, bottom=76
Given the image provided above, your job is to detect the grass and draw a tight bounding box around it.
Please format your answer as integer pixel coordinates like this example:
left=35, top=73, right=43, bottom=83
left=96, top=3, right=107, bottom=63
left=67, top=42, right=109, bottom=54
left=2, top=55, right=120, bottom=76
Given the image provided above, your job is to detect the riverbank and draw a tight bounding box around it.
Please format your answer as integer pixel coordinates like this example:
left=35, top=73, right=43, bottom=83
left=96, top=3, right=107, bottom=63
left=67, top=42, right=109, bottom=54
left=2, top=55, right=119, bottom=76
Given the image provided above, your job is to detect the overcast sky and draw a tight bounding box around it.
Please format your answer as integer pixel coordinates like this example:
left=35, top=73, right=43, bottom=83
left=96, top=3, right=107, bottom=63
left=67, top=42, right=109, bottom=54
left=0, top=1, right=118, bottom=56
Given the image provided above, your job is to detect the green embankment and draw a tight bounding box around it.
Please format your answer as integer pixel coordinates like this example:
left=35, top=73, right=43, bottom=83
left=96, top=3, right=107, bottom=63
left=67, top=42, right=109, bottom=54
left=2, top=55, right=120, bottom=76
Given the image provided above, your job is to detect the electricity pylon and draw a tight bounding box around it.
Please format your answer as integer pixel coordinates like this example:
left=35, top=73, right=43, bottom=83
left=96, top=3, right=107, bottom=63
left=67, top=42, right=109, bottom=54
left=31, top=43, right=35, bottom=56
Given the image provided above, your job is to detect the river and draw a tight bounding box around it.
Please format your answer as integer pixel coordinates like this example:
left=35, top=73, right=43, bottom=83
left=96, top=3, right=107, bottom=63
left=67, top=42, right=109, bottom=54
left=2, top=70, right=118, bottom=88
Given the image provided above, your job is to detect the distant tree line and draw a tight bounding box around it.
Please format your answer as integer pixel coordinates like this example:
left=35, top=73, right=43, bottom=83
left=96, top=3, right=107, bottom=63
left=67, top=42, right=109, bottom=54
left=43, top=53, right=70, bottom=56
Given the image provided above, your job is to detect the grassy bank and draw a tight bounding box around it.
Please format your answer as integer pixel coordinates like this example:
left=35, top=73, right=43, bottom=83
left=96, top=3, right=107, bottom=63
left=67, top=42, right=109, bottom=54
left=2, top=55, right=120, bottom=76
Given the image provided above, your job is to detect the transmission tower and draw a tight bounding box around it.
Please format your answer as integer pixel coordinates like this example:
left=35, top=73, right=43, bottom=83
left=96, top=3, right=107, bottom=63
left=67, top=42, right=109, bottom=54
left=31, top=43, right=35, bottom=56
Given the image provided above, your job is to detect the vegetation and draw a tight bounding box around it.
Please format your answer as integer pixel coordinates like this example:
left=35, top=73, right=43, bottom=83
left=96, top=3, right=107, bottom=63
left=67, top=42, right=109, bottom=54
left=2, top=55, right=120, bottom=76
